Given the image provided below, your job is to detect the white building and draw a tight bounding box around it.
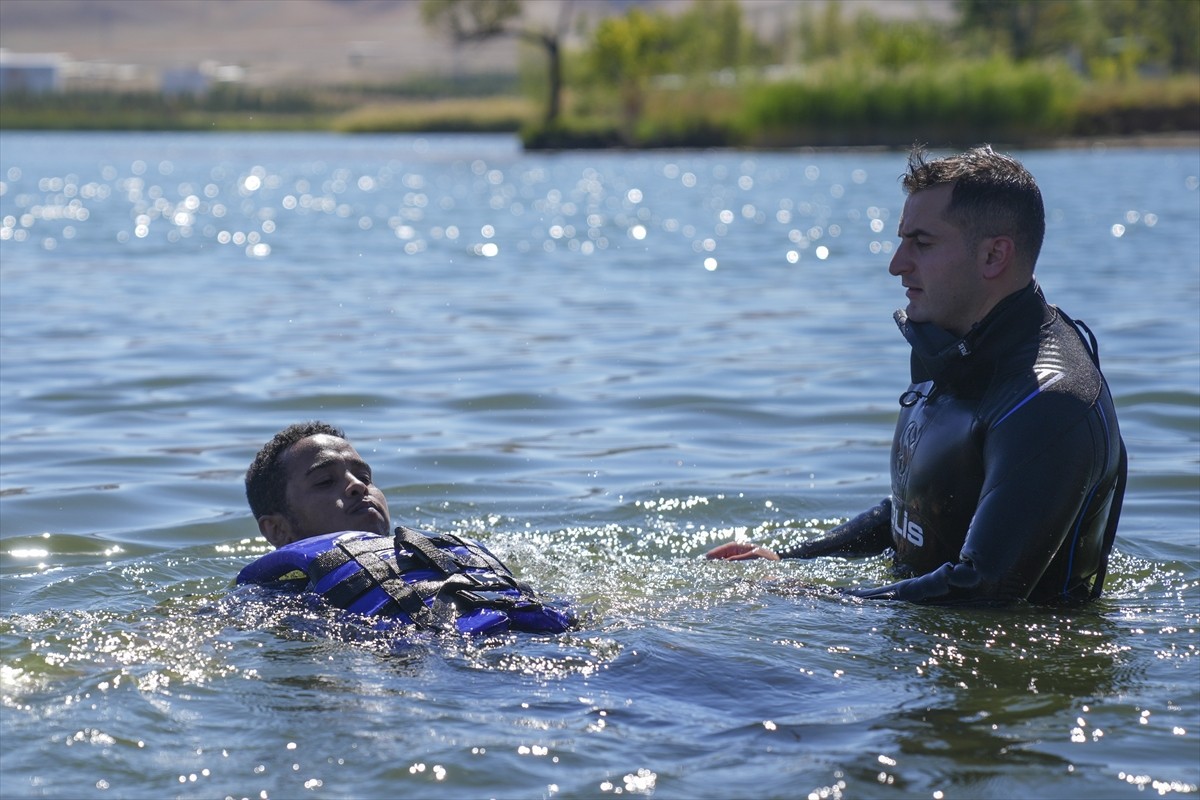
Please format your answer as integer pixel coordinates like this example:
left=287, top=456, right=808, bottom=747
left=161, top=62, right=245, bottom=95
left=161, top=66, right=211, bottom=96
left=0, top=49, right=64, bottom=93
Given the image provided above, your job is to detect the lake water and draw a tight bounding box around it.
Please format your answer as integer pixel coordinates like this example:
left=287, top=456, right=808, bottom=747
left=1, top=131, right=1197, bottom=800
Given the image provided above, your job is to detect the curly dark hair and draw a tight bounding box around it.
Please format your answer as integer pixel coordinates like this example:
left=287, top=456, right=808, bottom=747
left=245, top=421, right=346, bottom=520
left=901, top=144, right=1045, bottom=272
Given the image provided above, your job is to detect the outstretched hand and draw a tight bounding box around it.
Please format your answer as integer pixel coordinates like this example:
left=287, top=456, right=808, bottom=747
left=705, top=541, right=780, bottom=561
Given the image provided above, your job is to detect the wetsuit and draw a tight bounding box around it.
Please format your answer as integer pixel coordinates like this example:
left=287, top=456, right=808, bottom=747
left=779, top=281, right=1126, bottom=605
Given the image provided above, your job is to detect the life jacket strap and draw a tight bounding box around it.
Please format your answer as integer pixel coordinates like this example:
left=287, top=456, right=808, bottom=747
left=267, top=528, right=555, bottom=631
left=396, top=526, right=536, bottom=596
left=237, top=529, right=575, bottom=633
left=311, top=533, right=446, bottom=629
left=396, top=525, right=460, bottom=574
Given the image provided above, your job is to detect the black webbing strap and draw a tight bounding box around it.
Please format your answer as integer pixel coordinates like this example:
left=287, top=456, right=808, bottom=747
left=320, top=567, right=376, bottom=608
left=316, top=535, right=442, bottom=629
left=440, top=581, right=543, bottom=612
left=418, top=529, right=536, bottom=596
left=303, top=530, right=545, bottom=630
left=309, top=543, right=358, bottom=580
left=396, top=526, right=460, bottom=575
left=454, top=533, right=529, bottom=589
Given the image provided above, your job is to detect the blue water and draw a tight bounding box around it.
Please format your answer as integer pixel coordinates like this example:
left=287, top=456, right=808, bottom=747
left=1, top=132, right=1198, bottom=799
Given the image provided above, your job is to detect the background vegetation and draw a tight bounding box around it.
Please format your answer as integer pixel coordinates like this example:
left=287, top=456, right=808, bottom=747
left=2, top=0, right=1197, bottom=149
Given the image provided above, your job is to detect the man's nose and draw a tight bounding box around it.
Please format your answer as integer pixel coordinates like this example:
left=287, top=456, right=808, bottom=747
left=345, top=473, right=368, bottom=495
left=889, top=246, right=908, bottom=276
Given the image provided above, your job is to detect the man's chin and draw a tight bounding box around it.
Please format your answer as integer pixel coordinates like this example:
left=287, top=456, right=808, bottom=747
left=348, top=506, right=391, bottom=536
left=363, top=514, right=392, bottom=536
left=904, top=303, right=929, bottom=324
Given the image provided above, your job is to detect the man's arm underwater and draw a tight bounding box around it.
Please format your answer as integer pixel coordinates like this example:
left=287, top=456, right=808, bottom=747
left=706, top=398, right=1120, bottom=605
left=705, top=500, right=893, bottom=561
left=703, top=500, right=1002, bottom=604
left=704, top=495, right=1073, bottom=606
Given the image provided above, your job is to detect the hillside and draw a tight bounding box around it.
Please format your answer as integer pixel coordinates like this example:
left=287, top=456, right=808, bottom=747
left=1, top=0, right=513, bottom=87
left=0, top=0, right=953, bottom=89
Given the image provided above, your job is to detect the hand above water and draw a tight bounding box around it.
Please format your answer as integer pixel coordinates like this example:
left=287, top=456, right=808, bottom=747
left=704, top=541, right=780, bottom=561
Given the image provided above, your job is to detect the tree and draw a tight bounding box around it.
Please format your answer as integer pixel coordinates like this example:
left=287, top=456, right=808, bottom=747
left=1089, top=0, right=1200, bottom=75
left=587, top=8, right=675, bottom=135
left=957, top=0, right=1086, bottom=62
left=958, top=0, right=1200, bottom=78
left=420, top=0, right=572, bottom=126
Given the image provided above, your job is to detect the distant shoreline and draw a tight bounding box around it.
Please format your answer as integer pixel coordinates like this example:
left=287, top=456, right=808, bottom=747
left=0, top=127, right=1195, bottom=154
left=1023, top=131, right=1200, bottom=151
left=539, top=131, right=1200, bottom=152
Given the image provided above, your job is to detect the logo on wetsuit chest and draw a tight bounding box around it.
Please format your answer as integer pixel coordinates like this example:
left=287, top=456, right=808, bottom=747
left=891, top=502, right=925, bottom=547
left=896, top=420, right=920, bottom=480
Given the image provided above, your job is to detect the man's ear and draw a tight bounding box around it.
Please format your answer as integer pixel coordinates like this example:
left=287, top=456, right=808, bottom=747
left=257, top=514, right=295, bottom=548
left=979, top=235, right=1016, bottom=280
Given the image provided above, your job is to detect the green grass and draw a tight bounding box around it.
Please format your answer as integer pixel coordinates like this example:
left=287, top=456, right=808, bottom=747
left=739, top=58, right=1082, bottom=148
left=1, top=68, right=1196, bottom=148
left=331, top=97, right=535, bottom=133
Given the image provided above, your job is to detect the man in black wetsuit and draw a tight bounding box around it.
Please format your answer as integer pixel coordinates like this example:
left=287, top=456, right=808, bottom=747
left=707, top=145, right=1127, bottom=605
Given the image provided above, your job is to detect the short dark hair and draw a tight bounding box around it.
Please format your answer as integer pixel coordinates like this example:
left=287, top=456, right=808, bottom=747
left=901, top=144, right=1045, bottom=271
left=245, top=421, right=346, bottom=520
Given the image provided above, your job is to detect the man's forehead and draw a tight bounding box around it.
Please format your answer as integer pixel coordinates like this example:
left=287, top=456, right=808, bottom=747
left=283, top=434, right=362, bottom=470
left=908, top=183, right=953, bottom=210
left=900, top=184, right=954, bottom=230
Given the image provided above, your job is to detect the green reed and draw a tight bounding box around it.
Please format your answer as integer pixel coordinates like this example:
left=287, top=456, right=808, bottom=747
left=740, top=58, right=1082, bottom=148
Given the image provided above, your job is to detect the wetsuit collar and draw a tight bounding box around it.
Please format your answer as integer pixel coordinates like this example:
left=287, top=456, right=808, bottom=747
left=895, top=280, right=1044, bottom=384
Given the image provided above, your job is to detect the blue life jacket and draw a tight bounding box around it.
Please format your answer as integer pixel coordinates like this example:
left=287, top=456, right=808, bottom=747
left=236, top=526, right=574, bottom=635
